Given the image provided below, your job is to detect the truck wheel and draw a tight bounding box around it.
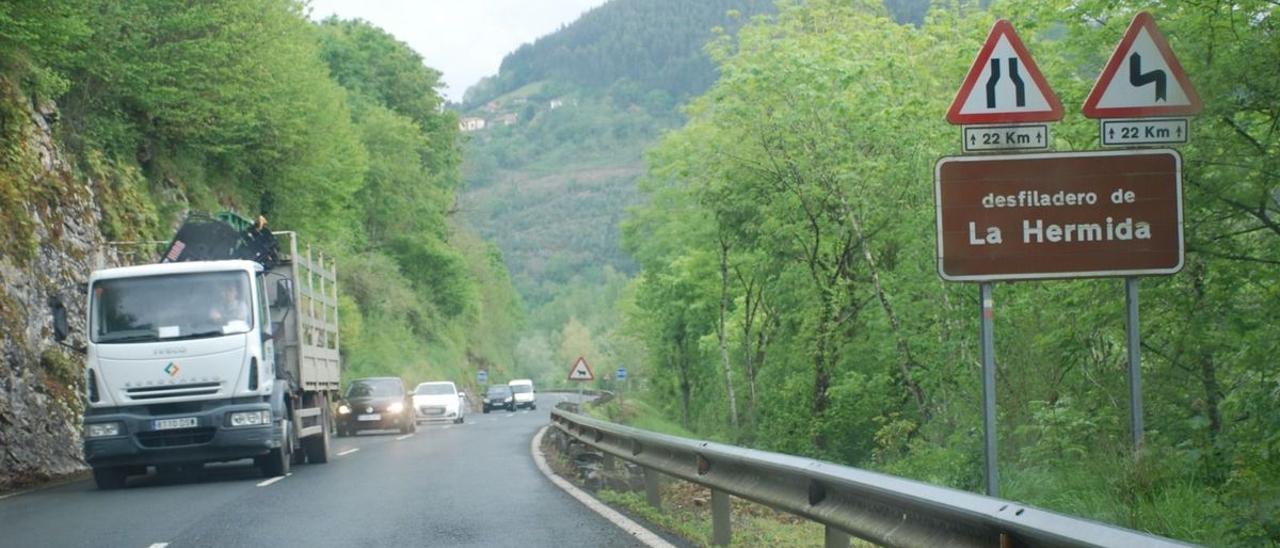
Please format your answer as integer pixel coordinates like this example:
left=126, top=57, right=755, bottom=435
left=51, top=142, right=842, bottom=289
left=92, top=466, right=128, bottom=490
left=259, top=421, right=292, bottom=478
left=303, top=406, right=331, bottom=464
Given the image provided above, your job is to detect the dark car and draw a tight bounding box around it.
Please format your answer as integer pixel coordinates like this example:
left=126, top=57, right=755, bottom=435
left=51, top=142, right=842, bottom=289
left=482, top=385, right=516, bottom=413
left=336, top=377, right=416, bottom=436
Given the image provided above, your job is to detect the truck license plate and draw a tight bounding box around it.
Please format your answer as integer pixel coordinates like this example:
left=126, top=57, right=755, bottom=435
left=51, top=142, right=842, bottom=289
left=153, top=417, right=198, bottom=430
left=357, top=414, right=381, bottom=421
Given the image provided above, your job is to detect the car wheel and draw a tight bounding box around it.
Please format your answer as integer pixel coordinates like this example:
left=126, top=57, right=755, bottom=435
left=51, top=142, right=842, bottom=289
left=92, top=466, right=128, bottom=490
left=483, top=408, right=489, bottom=414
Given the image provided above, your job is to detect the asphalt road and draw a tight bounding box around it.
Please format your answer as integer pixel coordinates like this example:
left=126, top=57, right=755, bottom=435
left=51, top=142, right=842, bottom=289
left=0, top=393, right=645, bottom=548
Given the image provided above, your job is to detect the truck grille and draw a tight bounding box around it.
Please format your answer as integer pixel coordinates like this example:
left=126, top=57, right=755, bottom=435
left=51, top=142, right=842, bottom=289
left=136, top=427, right=216, bottom=448
left=126, top=382, right=221, bottom=401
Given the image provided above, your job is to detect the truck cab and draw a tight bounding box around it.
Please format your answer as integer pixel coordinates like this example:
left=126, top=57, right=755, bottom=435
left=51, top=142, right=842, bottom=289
left=81, top=260, right=289, bottom=487
left=58, top=213, right=339, bottom=489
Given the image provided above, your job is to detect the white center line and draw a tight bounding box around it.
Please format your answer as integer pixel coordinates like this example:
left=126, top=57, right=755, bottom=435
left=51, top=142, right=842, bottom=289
left=147, top=543, right=170, bottom=548
left=337, top=448, right=359, bottom=456
left=396, top=433, right=414, bottom=440
left=256, top=476, right=285, bottom=487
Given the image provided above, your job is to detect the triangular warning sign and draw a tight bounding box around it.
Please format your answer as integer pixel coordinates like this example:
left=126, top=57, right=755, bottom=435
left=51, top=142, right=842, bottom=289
left=567, top=356, right=594, bottom=381
left=947, top=20, right=1063, bottom=125
left=1083, top=12, right=1202, bottom=118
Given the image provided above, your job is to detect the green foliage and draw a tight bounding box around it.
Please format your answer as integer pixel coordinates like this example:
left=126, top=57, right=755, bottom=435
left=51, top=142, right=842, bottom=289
left=463, top=0, right=776, bottom=108
left=0, top=1, right=522, bottom=415
left=618, top=0, right=1280, bottom=543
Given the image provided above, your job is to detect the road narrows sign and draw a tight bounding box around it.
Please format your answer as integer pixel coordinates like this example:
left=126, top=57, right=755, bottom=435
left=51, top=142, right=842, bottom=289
left=947, top=20, right=1063, bottom=125
left=1083, top=12, right=1202, bottom=118
left=568, top=356, right=594, bottom=381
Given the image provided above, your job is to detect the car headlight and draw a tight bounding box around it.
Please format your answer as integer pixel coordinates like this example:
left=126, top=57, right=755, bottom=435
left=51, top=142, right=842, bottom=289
left=338, top=404, right=351, bottom=415
left=387, top=401, right=404, bottom=414
left=86, top=422, right=121, bottom=438
left=228, top=410, right=271, bottom=427
left=504, top=397, right=513, bottom=403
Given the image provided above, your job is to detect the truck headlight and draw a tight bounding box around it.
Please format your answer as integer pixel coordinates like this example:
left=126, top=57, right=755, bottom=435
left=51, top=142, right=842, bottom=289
left=338, top=404, right=351, bottom=415
left=387, top=402, right=404, bottom=414
left=228, top=410, right=272, bottom=427
left=86, top=422, right=121, bottom=438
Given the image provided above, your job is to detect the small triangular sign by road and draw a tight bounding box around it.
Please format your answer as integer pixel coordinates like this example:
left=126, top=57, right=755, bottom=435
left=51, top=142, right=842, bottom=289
left=568, top=356, right=594, bottom=381
left=947, top=20, right=1063, bottom=125
left=1083, top=12, right=1202, bottom=118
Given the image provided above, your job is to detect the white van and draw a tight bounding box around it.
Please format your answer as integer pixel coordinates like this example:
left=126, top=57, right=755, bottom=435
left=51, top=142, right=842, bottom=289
left=507, top=379, right=536, bottom=410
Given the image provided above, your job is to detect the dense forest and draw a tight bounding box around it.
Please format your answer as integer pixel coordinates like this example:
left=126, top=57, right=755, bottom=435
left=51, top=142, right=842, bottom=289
left=617, top=0, right=1279, bottom=544
left=0, top=0, right=524, bottom=391
left=463, top=0, right=776, bottom=108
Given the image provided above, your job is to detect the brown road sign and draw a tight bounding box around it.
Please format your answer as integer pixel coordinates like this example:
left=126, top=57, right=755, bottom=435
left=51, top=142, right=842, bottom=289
left=934, top=149, right=1182, bottom=281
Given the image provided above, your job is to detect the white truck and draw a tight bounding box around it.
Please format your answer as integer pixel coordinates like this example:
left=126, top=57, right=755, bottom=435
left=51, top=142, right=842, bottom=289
left=50, top=212, right=340, bottom=489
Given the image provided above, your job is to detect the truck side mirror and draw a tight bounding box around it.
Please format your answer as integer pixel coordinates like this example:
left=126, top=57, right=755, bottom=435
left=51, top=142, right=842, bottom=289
left=274, top=279, right=294, bottom=308
left=48, top=296, right=70, bottom=342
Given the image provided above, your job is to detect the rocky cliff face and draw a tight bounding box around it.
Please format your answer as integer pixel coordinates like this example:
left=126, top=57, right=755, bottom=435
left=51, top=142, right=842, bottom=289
left=0, top=79, right=107, bottom=491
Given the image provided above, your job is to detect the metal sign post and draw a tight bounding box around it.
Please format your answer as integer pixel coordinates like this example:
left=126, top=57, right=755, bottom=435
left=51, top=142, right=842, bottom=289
left=1125, top=278, right=1144, bottom=452
left=979, top=283, right=998, bottom=497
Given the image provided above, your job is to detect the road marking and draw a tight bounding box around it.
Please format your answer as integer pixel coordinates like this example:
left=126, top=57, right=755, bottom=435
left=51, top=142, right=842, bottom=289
left=396, top=433, right=414, bottom=441
left=337, top=448, right=359, bottom=457
left=147, top=543, right=169, bottom=548
left=256, top=476, right=286, bottom=487
left=530, top=426, right=674, bottom=548
left=442, top=425, right=453, bottom=430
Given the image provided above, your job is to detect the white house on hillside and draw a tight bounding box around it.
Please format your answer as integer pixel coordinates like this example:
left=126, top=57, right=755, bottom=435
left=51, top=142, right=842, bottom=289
left=459, top=117, right=487, bottom=132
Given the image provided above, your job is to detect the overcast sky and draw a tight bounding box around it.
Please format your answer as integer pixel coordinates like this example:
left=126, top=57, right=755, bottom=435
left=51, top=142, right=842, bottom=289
left=306, top=0, right=609, bottom=102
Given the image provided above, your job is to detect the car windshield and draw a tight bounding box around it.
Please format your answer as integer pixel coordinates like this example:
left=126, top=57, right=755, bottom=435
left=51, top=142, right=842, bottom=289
left=510, top=385, right=532, bottom=394
left=486, top=387, right=512, bottom=397
left=91, top=271, right=253, bottom=343
left=346, top=380, right=402, bottom=398
left=415, top=383, right=455, bottom=395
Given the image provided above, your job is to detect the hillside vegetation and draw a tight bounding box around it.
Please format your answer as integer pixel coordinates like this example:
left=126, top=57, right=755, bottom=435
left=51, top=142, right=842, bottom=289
left=1, top=0, right=524, bottom=392
left=458, top=0, right=778, bottom=389
left=619, top=1, right=1280, bottom=544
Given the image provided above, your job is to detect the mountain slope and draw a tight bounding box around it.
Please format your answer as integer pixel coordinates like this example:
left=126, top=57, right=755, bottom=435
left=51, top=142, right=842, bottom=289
left=459, top=0, right=776, bottom=308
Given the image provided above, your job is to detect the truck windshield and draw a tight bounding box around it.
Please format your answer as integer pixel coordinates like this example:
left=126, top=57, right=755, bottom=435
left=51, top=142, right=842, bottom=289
left=91, top=271, right=254, bottom=344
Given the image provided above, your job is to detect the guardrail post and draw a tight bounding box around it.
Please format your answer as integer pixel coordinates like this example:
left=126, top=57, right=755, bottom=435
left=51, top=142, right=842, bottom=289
left=644, top=468, right=662, bottom=509
left=711, top=489, right=731, bottom=546
left=824, top=525, right=850, bottom=548
left=603, top=452, right=616, bottom=473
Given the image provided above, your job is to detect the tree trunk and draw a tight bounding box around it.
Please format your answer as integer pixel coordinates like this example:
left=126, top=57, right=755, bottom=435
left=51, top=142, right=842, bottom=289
left=739, top=275, right=760, bottom=421
left=1189, top=262, right=1222, bottom=447
left=718, top=237, right=740, bottom=429
left=846, top=206, right=929, bottom=419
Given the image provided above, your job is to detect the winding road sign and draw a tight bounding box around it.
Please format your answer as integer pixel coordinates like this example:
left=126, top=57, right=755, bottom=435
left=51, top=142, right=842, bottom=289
left=1083, top=12, right=1201, bottom=118
left=947, top=20, right=1063, bottom=125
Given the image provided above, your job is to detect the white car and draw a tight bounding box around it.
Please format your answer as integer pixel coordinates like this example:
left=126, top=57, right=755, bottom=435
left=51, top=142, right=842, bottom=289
left=412, top=381, right=466, bottom=424
left=508, top=379, right=536, bottom=410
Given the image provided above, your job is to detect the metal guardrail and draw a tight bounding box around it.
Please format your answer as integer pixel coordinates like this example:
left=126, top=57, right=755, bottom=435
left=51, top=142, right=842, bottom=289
left=550, top=406, right=1190, bottom=548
